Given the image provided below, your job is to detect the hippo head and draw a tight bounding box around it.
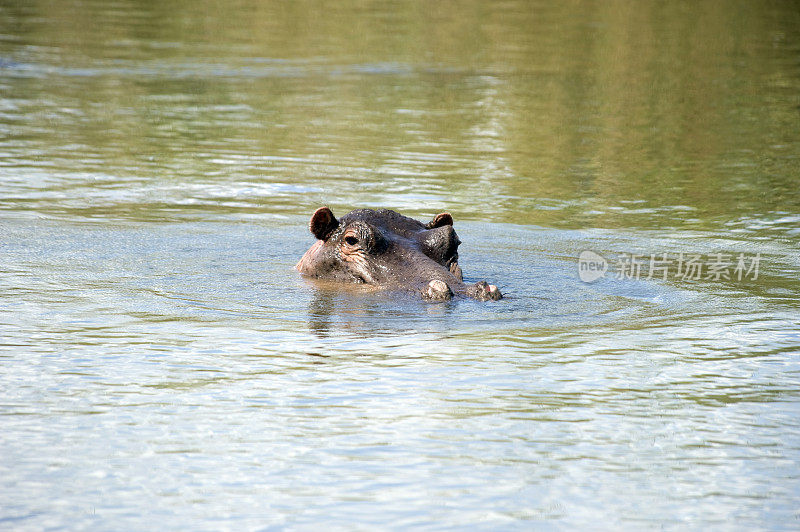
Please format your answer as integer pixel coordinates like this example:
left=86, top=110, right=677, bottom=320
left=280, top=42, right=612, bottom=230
left=296, top=207, right=502, bottom=301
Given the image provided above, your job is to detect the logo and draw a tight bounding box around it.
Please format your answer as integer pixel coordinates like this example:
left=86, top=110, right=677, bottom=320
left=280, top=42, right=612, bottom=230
left=578, top=250, right=608, bottom=283
left=576, top=250, right=760, bottom=283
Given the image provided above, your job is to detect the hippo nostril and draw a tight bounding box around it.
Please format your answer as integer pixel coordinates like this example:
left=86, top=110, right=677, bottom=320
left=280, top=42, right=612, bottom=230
left=472, top=281, right=502, bottom=301
left=429, top=279, right=447, bottom=291
left=422, top=279, right=452, bottom=301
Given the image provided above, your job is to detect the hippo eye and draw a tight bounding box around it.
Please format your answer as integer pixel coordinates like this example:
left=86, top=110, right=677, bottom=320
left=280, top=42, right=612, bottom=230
left=344, top=236, right=358, bottom=246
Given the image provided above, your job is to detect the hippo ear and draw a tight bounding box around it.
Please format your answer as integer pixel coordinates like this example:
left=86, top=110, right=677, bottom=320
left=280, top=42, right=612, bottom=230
left=309, top=207, right=339, bottom=241
left=425, top=212, right=453, bottom=229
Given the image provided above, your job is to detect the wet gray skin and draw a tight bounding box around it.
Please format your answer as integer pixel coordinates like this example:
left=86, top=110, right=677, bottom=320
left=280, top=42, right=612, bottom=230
left=296, top=208, right=502, bottom=301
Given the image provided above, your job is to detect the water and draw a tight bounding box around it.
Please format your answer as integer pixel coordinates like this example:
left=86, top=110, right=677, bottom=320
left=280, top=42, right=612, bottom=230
left=2, top=0, right=800, bottom=529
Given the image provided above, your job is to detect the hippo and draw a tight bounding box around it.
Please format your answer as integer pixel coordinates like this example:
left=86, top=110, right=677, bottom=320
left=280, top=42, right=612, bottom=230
left=296, top=207, right=502, bottom=301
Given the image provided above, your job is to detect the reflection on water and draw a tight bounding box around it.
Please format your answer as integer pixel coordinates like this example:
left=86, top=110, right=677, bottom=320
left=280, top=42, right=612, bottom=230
left=1, top=0, right=800, bottom=529
left=3, top=0, right=799, bottom=229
